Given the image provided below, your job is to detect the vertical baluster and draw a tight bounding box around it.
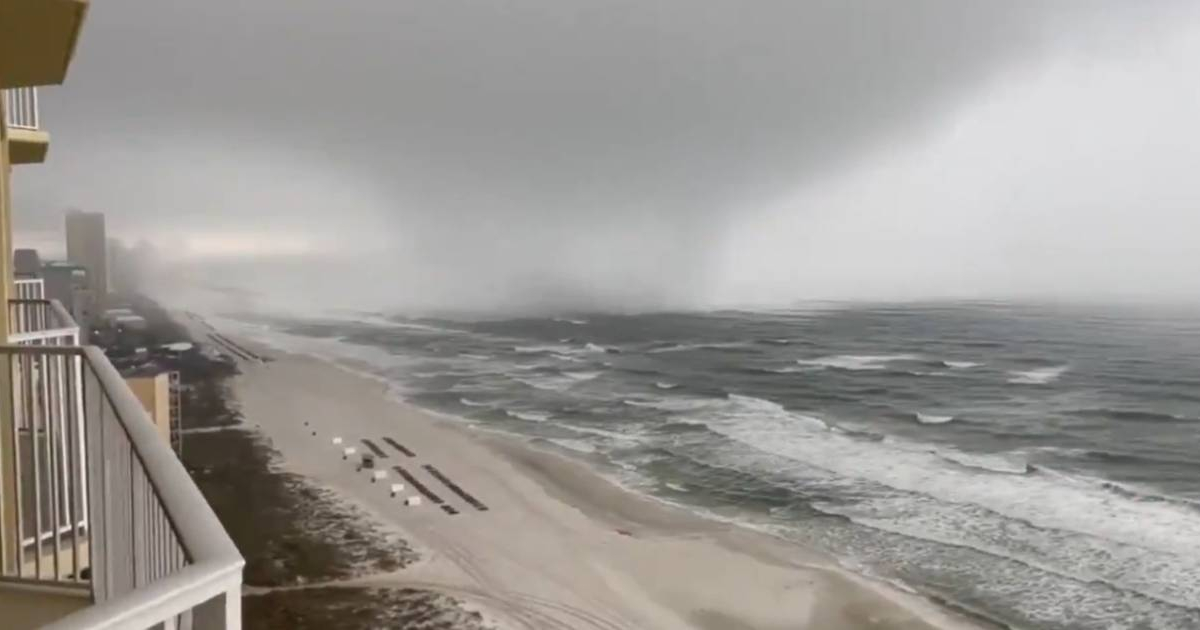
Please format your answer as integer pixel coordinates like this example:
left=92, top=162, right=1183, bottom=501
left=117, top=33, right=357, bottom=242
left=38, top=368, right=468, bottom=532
left=46, top=352, right=62, bottom=580
left=0, top=353, right=11, bottom=574
left=88, top=363, right=110, bottom=601
left=28, top=352, right=45, bottom=579
left=11, top=353, right=25, bottom=579
left=65, top=352, right=80, bottom=581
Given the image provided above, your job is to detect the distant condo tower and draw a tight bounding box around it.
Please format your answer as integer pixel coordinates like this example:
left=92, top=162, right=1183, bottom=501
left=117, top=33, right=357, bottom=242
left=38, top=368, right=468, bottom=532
left=65, top=209, right=109, bottom=301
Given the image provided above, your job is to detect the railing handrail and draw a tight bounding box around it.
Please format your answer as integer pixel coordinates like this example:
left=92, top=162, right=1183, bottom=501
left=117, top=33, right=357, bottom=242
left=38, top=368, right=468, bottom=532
left=7, top=298, right=80, bottom=343
left=10, top=298, right=77, bottom=325
left=11, top=281, right=47, bottom=305
left=79, top=346, right=241, bottom=565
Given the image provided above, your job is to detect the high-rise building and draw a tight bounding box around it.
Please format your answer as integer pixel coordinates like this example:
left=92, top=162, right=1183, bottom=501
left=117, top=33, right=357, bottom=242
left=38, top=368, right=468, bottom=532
left=65, top=209, right=108, bottom=301
left=41, top=260, right=94, bottom=340
left=11, top=248, right=40, bottom=278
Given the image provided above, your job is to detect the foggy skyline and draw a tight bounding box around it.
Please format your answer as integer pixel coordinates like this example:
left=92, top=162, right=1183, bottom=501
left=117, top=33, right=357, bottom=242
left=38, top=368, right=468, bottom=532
left=12, top=0, right=1200, bottom=312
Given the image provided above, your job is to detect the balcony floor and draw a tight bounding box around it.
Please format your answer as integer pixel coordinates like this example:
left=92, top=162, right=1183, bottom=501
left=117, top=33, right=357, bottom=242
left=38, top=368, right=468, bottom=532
left=0, top=582, right=90, bottom=629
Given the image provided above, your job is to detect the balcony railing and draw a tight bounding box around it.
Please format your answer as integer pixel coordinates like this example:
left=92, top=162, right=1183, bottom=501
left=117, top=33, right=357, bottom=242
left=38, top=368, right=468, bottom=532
left=14, top=278, right=45, bottom=301
left=3, top=88, right=39, bottom=130
left=0, top=300, right=243, bottom=629
left=9, top=298, right=78, bottom=347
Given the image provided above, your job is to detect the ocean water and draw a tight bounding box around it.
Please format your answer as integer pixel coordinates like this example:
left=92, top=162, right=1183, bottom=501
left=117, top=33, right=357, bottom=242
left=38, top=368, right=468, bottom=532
left=219, top=303, right=1200, bottom=630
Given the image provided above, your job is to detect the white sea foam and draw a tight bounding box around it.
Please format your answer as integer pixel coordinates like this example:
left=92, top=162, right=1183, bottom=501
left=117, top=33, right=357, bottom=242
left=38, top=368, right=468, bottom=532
left=937, top=450, right=1029, bottom=475
left=916, top=412, right=955, bottom=425
left=648, top=341, right=751, bottom=354
left=654, top=382, right=679, bottom=389
left=688, top=394, right=1200, bottom=563
left=558, top=424, right=644, bottom=444
left=943, top=361, right=981, bottom=369
left=622, top=397, right=715, bottom=412
left=764, top=365, right=823, bottom=374
left=547, top=438, right=596, bottom=454
left=815, top=491, right=1200, bottom=612
left=458, top=397, right=491, bottom=407
left=1008, top=365, right=1069, bottom=384
left=795, top=354, right=921, bottom=371
left=350, top=314, right=463, bottom=335
left=564, top=371, right=603, bottom=381
left=513, top=344, right=574, bottom=355
left=513, top=375, right=575, bottom=391
left=551, top=317, right=588, bottom=325
left=505, top=409, right=550, bottom=422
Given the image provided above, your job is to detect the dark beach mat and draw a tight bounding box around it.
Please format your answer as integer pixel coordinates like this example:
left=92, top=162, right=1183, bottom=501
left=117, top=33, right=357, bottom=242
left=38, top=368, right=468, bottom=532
left=382, top=437, right=416, bottom=457
left=392, top=465, right=444, bottom=505
left=361, top=439, right=388, bottom=458
left=423, top=465, right=488, bottom=512
left=208, top=334, right=252, bottom=362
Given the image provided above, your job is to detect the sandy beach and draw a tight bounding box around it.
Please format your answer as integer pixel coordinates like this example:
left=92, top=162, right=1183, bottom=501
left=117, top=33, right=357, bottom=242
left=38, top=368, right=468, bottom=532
left=193, top=318, right=987, bottom=630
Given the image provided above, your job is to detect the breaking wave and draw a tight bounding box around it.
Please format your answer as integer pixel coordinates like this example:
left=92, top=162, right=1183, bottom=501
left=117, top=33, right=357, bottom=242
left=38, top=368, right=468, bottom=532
left=916, top=412, right=956, bottom=425
left=796, top=354, right=921, bottom=371
left=1008, top=365, right=1069, bottom=385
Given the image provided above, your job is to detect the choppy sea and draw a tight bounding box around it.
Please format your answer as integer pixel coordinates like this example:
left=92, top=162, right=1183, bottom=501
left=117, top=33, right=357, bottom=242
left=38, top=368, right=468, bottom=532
left=215, top=302, right=1200, bottom=630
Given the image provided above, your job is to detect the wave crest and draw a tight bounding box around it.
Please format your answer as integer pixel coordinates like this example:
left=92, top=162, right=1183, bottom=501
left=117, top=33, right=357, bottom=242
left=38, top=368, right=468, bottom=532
left=916, top=412, right=955, bottom=425
left=1007, top=365, right=1069, bottom=385
left=796, top=354, right=921, bottom=371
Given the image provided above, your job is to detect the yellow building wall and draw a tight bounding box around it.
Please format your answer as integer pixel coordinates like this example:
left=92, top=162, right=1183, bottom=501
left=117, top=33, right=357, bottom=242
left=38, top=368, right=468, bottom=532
left=125, top=374, right=171, bottom=445
left=0, top=76, right=17, bottom=572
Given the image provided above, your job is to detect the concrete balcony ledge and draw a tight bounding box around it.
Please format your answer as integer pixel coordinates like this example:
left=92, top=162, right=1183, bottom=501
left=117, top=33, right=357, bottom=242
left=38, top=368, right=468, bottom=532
left=0, top=580, right=91, bottom=630
left=8, top=127, right=50, bottom=164
left=0, top=0, right=89, bottom=88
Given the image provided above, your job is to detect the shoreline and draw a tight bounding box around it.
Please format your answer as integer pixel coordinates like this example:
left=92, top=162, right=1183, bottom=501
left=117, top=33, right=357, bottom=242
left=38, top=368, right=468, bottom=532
left=187, top=312, right=993, bottom=630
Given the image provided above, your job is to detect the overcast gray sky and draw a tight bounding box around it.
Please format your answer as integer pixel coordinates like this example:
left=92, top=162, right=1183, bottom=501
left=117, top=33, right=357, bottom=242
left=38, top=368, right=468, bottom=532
left=12, top=0, right=1200, bottom=312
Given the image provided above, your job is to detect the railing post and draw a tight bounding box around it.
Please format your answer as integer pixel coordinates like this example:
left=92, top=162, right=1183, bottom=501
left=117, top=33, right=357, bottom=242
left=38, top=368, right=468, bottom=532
left=83, top=363, right=108, bottom=601
left=0, top=93, right=15, bottom=575
left=192, top=584, right=241, bottom=630
left=0, top=353, right=17, bottom=574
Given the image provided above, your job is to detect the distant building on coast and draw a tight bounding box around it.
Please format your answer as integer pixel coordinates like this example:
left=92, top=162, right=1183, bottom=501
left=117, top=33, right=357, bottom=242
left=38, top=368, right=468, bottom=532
left=124, top=368, right=182, bottom=454
left=12, top=248, right=40, bottom=278
left=42, top=260, right=96, bottom=338
left=65, top=209, right=108, bottom=303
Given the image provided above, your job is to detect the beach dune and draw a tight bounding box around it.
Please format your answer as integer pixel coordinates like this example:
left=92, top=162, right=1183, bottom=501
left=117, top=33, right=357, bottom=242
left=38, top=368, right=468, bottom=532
left=215, top=327, right=983, bottom=630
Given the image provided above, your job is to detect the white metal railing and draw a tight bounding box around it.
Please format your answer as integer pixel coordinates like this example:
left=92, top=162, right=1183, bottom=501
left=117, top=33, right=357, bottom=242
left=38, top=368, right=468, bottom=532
left=9, top=299, right=79, bottom=347
left=3, top=88, right=40, bottom=130
left=14, top=278, right=45, bottom=301
left=0, top=301, right=244, bottom=629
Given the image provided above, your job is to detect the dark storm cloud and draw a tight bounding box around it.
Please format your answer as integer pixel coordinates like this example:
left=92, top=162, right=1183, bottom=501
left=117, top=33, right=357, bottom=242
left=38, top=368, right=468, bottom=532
left=13, top=0, right=1196, bottom=311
